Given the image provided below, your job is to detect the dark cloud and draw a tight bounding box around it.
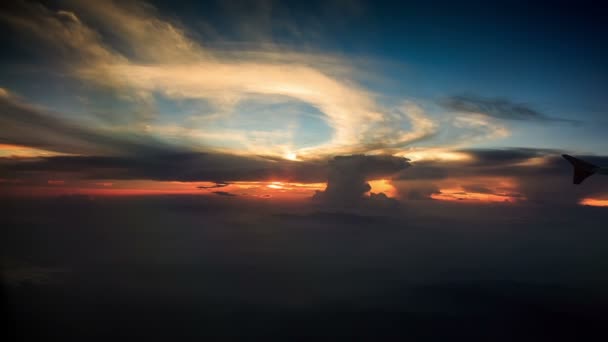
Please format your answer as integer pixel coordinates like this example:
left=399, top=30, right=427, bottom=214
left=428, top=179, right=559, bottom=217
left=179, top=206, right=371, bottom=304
left=397, top=148, right=608, bottom=204
left=441, top=94, right=580, bottom=125
left=1, top=152, right=328, bottom=183
left=198, top=182, right=230, bottom=189
left=394, top=165, right=448, bottom=180
left=461, top=184, right=495, bottom=194
left=459, top=148, right=557, bottom=166
left=404, top=184, right=442, bottom=200
left=313, top=155, right=409, bottom=207
left=4, top=195, right=608, bottom=340
left=2, top=151, right=410, bottom=197
left=212, top=191, right=236, bottom=197
left=0, top=94, right=334, bottom=183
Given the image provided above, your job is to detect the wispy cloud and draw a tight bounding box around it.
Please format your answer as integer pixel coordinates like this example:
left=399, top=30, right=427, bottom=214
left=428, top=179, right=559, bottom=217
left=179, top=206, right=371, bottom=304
left=0, top=89, right=170, bottom=155
left=441, top=94, right=581, bottom=125
left=1, top=1, right=440, bottom=158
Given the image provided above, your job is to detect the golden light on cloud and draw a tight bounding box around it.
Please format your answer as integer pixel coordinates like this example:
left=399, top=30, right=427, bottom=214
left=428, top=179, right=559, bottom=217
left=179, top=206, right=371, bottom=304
left=400, top=148, right=473, bottom=163
left=514, top=156, right=549, bottom=167
left=285, top=152, right=298, bottom=161
left=580, top=198, right=608, bottom=207
left=0, top=144, right=70, bottom=158
left=0, top=0, right=446, bottom=160
left=267, top=182, right=284, bottom=189
left=429, top=177, right=524, bottom=203
left=368, top=179, right=397, bottom=198
left=0, top=0, right=523, bottom=163
left=431, top=189, right=519, bottom=203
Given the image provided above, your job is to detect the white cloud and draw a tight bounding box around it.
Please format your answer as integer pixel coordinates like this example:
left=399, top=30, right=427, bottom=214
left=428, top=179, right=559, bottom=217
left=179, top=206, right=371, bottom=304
left=1, top=0, right=511, bottom=160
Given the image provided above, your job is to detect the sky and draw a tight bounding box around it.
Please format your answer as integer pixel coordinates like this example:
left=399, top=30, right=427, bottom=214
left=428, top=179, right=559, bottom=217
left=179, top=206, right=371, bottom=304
left=1, top=0, right=608, bottom=205
left=2, top=1, right=608, bottom=340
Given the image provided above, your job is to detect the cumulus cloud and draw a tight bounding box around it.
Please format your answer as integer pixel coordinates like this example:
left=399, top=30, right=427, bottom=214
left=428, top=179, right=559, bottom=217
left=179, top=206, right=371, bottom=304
left=441, top=94, right=580, bottom=125
left=313, top=155, right=409, bottom=207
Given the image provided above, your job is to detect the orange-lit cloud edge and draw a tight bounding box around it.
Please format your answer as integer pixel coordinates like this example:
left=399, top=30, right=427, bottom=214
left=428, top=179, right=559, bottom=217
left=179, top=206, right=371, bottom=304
left=580, top=198, right=608, bottom=207
left=3, top=144, right=605, bottom=207
left=2, top=175, right=526, bottom=204
left=1, top=179, right=395, bottom=200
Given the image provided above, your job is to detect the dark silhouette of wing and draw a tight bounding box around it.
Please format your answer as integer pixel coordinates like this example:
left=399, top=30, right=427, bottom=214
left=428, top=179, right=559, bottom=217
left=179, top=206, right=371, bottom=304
left=562, top=154, right=597, bottom=184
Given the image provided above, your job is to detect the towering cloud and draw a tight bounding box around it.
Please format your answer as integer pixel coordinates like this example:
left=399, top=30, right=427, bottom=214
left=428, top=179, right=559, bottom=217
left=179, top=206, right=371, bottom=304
left=313, top=155, right=409, bottom=207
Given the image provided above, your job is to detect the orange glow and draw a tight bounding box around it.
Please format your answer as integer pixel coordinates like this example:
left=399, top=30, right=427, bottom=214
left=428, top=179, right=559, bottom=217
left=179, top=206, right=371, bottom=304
left=431, top=189, right=518, bottom=203
left=399, top=148, right=473, bottom=163
left=368, top=179, right=397, bottom=197
left=0, top=144, right=70, bottom=158
left=267, top=182, right=284, bottom=189
left=429, top=177, right=523, bottom=203
left=580, top=198, right=608, bottom=207
left=285, top=152, right=298, bottom=161
left=4, top=179, right=327, bottom=199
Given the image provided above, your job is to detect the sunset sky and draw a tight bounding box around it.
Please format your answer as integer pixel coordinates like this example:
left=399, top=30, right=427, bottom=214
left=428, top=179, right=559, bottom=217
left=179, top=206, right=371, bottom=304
left=3, top=2, right=608, bottom=340
left=1, top=0, right=608, bottom=206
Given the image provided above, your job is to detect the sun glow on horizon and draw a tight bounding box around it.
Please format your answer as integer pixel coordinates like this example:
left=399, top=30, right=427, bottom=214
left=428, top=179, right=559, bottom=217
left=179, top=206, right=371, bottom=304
left=267, top=182, right=284, bottom=189
left=285, top=152, right=298, bottom=161
left=1, top=179, right=328, bottom=199
left=431, top=189, right=521, bottom=203
left=580, top=198, right=608, bottom=207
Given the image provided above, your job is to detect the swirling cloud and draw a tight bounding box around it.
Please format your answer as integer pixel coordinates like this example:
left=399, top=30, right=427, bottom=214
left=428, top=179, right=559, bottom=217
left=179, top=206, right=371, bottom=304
left=1, top=0, right=439, bottom=159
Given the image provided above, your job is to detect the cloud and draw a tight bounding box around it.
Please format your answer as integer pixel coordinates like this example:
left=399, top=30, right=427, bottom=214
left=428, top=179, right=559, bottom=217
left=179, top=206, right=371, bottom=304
left=405, top=184, right=442, bottom=200
left=441, top=94, right=580, bottom=125
left=212, top=191, right=237, bottom=197
left=394, top=148, right=608, bottom=205
left=0, top=1, right=124, bottom=64
left=461, top=184, right=494, bottom=194
left=1, top=152, right=321, bottom=183
left=394, top=165, right=448, bottom=180
left=1, top=2, right=588, bottom=207
left=313, top=155, right=409, bottom=207
left=198, top=182, right=230, bottom=189
left=0, top=1, right=439, bottom=158
left=458, top=148, right=557, bottom=166
left=0, top=92, right=172, bottom=156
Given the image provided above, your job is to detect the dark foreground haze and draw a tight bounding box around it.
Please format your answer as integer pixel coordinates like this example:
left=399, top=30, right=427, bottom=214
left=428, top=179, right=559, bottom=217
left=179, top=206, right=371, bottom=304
left=3, top=195, right=608, bottom=341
